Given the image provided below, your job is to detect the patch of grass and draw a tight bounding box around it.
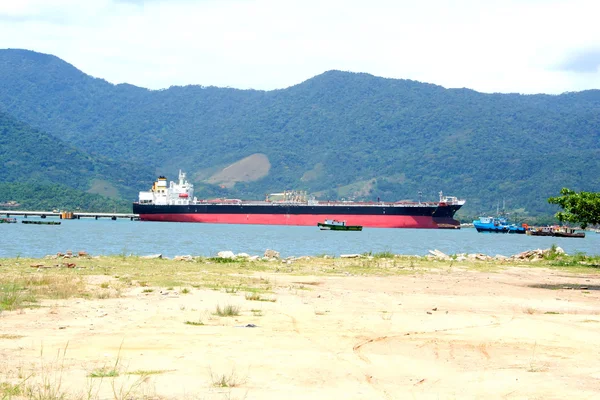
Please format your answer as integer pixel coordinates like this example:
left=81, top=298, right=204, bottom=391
left=87, top=340, right=123, bottom=383
left=0, top=275, right=85, bottom=305
left=142, top=288, right=154, bottom=293
left=544, top=311, right=561, bottom=315
left=244, top=292, right=276, bottom=302
left=184, top=320, right=205, bottom=326
left=214, top=304, right=241, bottom=317
left=210, top=368, right=244, bottom=388
left=96, top=291, right=110, bottom=299
left=83, top=341, right=153, bottom=400
left=0, top=333, right=24, bottom=339
left=0, top=282, right=40, bottom=311
left=291, top=281, right=322, bottom=286
left=119, top=276, right=133, bottom=286
left=251, top=309, right=263, bottom=316
left=181, top=288, right=190, bottom=294
left=529, top=283, right=600, bottom=291
left=0, top=381, right=25, bottom=397
left=29, top=275, right=85, bottom=299
left=125, top=369, right=168, bottom=376
left=362, top=250, right=396, bottom=259
left=549, top=252, right=600, bottom=268
left=100, top=282, right=110, bottom=289
left=207, top=257, right=243, bottom=263
left=543, top=244, right=562, bottom=260
left=110, top=370, right=152, bottom=400
left=88, top=368, right=119, bottom=378
left=372, top=251, right=396, bottom=259
left=245, top=292, right=261, bottom=301
left=0, top=283, right=29, bottom=311
left=225, top=284, right=242, bottom=294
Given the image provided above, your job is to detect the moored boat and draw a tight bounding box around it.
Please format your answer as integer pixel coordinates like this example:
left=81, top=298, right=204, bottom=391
left=317, top=219, right=362, bottom=231
left=0, top=217, right=17, bottom=223
left=473, top=216, right=527, bottom=234
left=22, top=220, right=61, bottom=225
left=133, top=171, right=465, bottom=228
left=528, top=225, right=585, bottom=238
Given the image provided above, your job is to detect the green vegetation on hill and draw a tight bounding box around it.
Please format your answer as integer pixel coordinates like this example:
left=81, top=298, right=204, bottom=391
left=0, top=49, right=599, bottom=218
left=0, top=109, right=154, bottom=201
left=0, top=182, right=130, bottom=212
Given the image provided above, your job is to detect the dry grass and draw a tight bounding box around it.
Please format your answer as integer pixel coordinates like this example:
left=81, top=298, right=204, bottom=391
left=0, top=334, right=24, bottom=339
left=24, top=344, right=70, bottom=400
left=184, top=320, right=205, bottom=326
left=523, top=306, right=537, bottom=315
left=210, top=368, right=245, bottom=388
left=244, top=292, right=276, bottom=302
left=0, top=273, right=84, bottom=311
left=0, top=254, right=598, bottom=314
left=214, top=304, right=241, bottom=317
left=88, top=367, right=119, bottom=378
left=0, top=380, right=29, bottom=398
left=126, top=369, right=169, bottom=376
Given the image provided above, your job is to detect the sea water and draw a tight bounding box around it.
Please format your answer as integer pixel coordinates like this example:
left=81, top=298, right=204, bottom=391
left=1, top=217, right=599, bottom=258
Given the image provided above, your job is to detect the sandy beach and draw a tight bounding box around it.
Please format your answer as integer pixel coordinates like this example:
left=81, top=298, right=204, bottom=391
left=1, top=256, right=599, bottom=399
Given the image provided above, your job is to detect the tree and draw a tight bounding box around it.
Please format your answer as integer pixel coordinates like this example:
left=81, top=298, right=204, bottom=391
left=548, top=188, right=600, bottom=229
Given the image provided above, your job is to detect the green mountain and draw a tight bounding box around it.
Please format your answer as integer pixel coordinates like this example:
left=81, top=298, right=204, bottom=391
left=0, top=109, right=153, bottom=210
left=0, top=48, right=599, bottom=218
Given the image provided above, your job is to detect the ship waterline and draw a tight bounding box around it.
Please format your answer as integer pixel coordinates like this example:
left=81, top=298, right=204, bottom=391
left=135, top=212, right=443, bottom=228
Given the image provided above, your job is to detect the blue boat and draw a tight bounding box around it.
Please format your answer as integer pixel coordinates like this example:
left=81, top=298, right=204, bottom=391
left=473, top=216, right=527, bottom=234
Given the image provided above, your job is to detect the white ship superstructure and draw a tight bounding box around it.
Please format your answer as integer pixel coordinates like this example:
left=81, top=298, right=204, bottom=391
left=138, top=171, right=195, bottom=206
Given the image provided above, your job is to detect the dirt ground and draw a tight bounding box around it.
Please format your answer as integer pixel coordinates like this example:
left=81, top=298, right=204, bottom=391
left=1, top=265, right=600, bottom=399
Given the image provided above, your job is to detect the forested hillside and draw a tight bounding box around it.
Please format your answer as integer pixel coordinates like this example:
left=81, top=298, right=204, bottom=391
left=0, top=110, right=153, bottom=209
left=0, top=182, right=131, bottom=213
left=1, top=48, right=599, bottom=217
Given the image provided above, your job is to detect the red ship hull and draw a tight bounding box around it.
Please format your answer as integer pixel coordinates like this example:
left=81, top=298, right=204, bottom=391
left=137, top=213, right=447, bottom=228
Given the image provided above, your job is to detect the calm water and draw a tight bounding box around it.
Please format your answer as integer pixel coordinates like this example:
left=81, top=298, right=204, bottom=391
left=1, top=217, right=599, bottom=259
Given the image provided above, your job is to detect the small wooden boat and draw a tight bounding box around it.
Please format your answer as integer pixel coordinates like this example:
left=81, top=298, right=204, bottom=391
left=0, top=217, right=17, bottom=223
left=22, top=220, right=61, bottom=225
left=317, top=219, right=362, bottom=231
left=528, top=225, right=585, bottom=238
left=552, top=226, right=585, bottom=238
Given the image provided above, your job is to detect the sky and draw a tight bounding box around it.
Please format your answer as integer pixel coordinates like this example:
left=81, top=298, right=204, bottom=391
left=1, top=0, right=599, bottom=94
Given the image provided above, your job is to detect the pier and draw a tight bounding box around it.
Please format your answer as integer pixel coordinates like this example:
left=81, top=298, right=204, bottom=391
left=0, top=210, right=138, bottom=221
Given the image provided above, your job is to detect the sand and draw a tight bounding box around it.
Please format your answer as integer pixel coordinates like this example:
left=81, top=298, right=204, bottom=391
left=1, top=265, right=600, bottom=399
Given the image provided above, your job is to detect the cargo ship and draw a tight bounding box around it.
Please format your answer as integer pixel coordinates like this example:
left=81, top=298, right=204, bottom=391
left=132, top=171, right=465, bottom=228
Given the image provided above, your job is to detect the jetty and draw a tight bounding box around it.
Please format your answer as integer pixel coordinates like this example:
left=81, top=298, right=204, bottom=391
left=0, top=210, right=138, bottom=221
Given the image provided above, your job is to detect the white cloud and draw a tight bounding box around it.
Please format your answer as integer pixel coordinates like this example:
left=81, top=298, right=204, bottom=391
left=0, top=0, right=599, bottom=93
